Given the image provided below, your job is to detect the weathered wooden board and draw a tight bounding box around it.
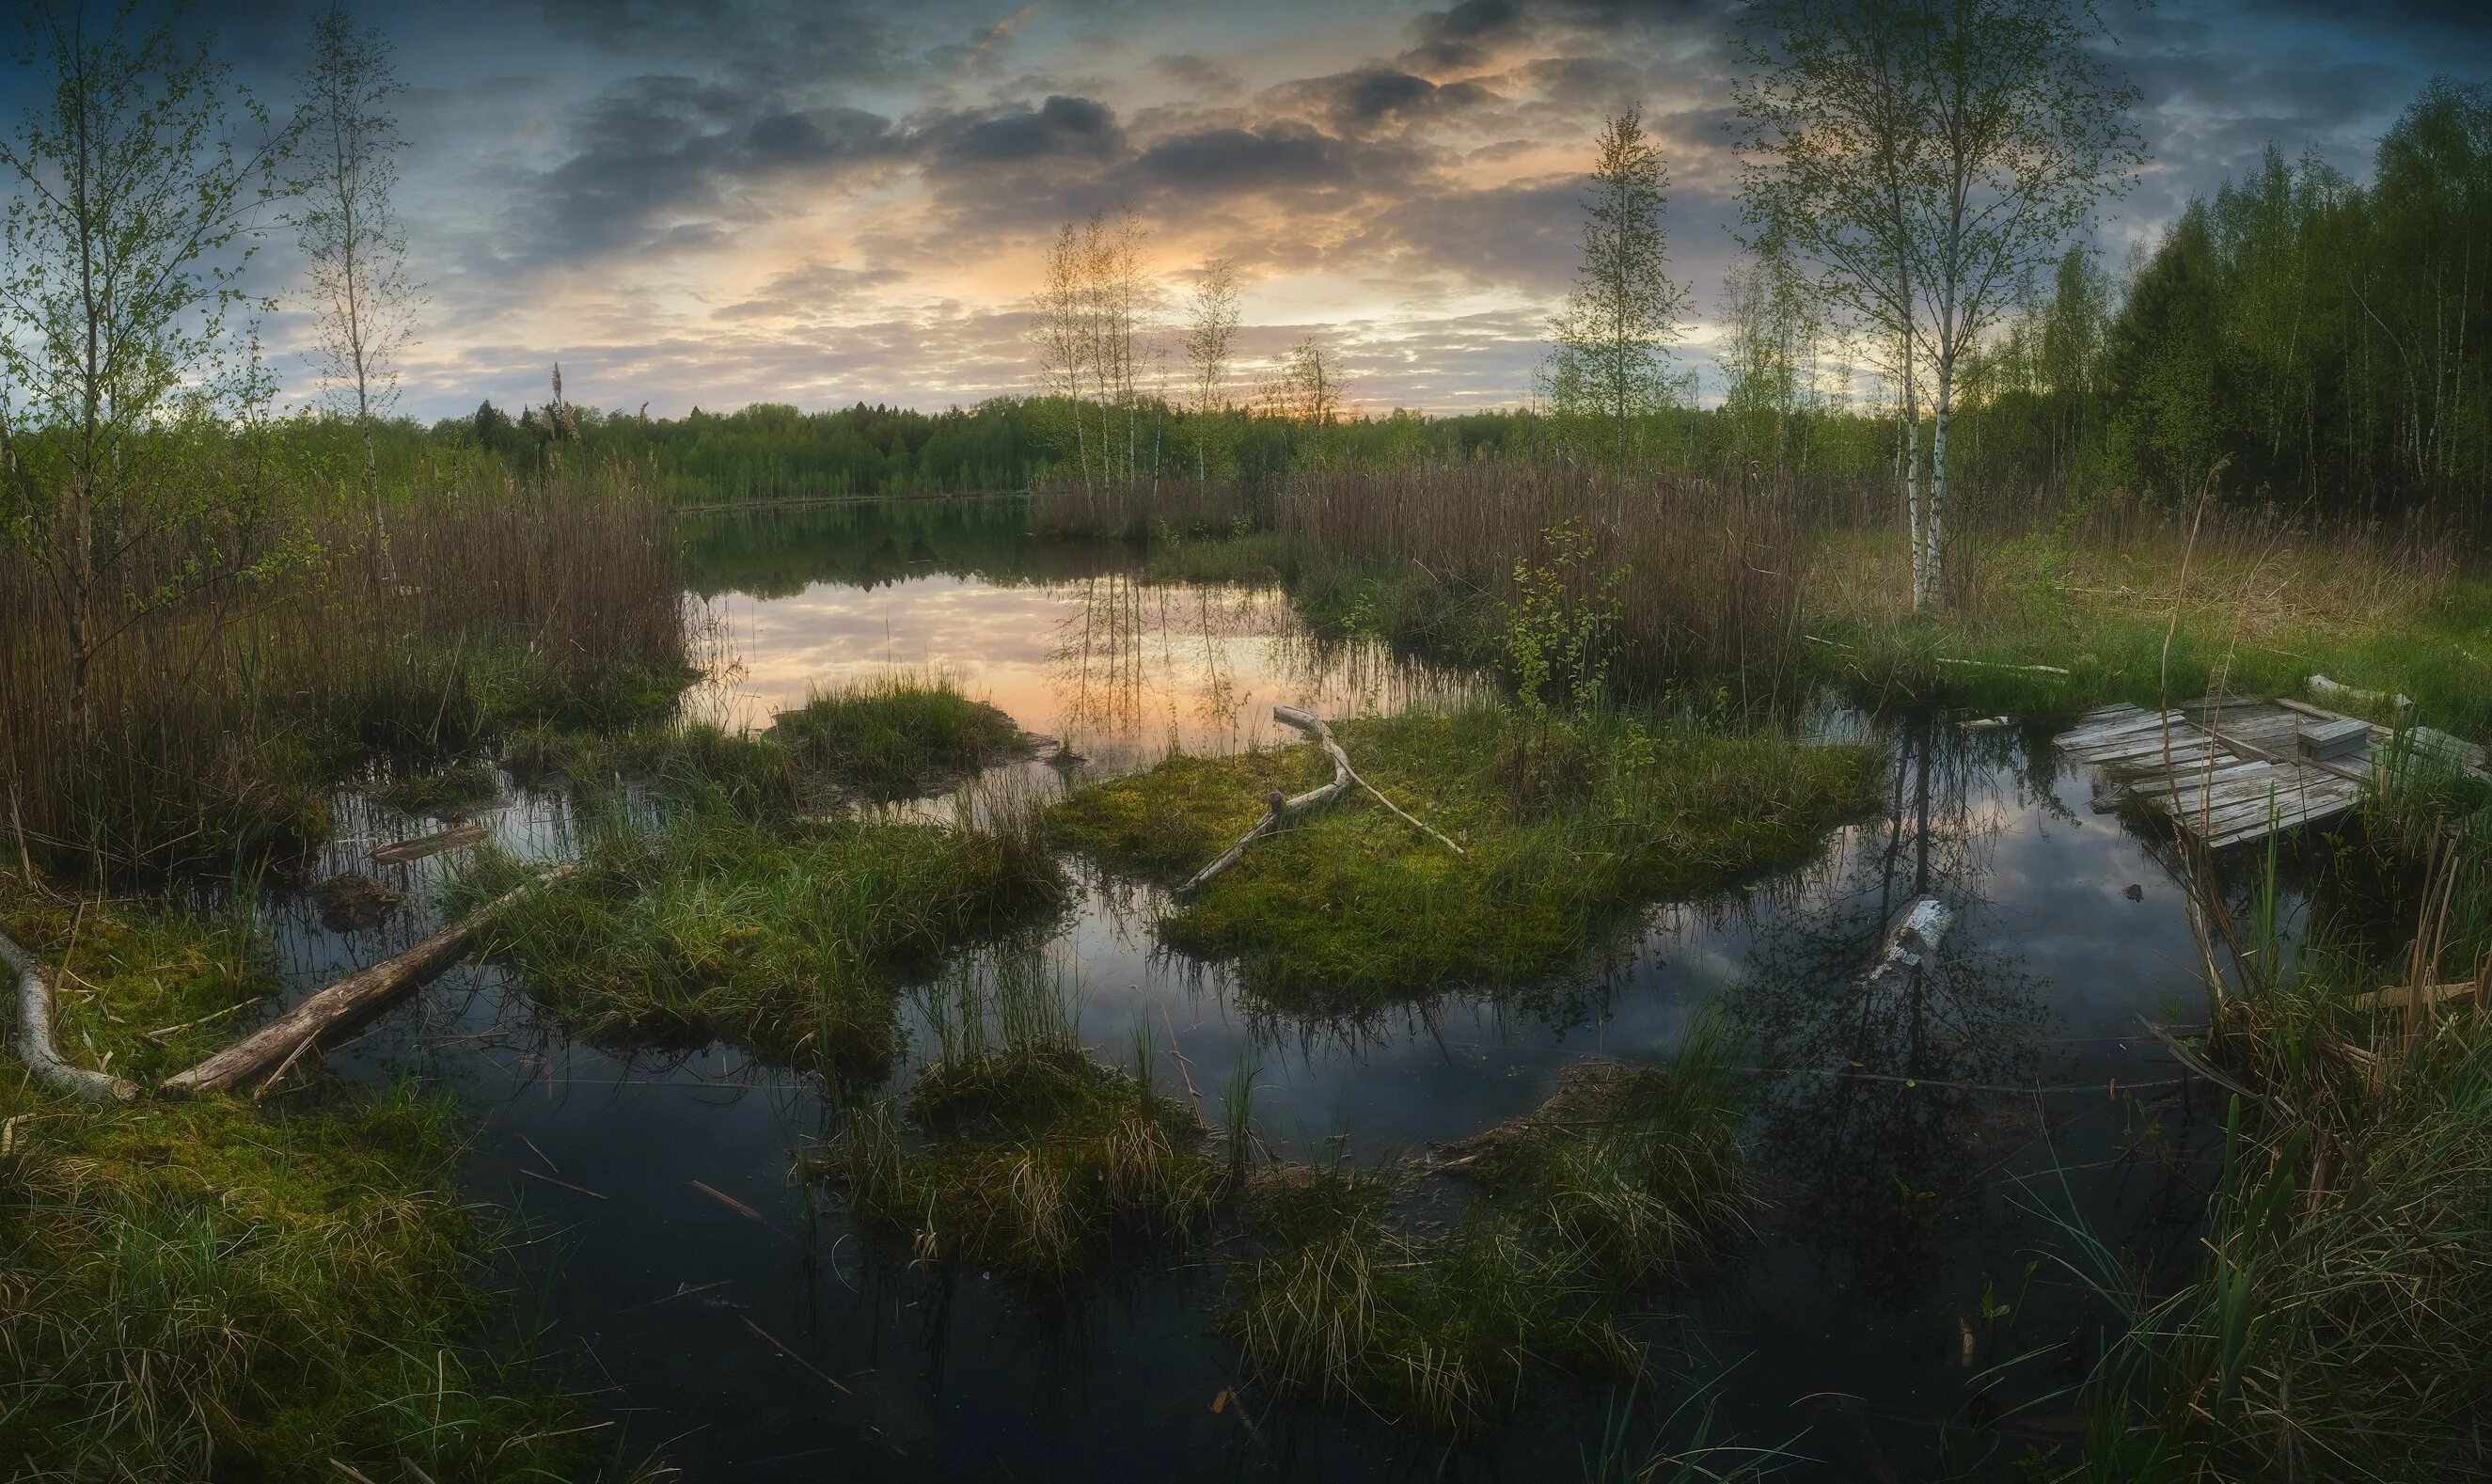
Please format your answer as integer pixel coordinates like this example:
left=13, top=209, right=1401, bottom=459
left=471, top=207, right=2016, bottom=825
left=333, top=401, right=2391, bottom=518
left=2053, top=696, right=2384, bottom=851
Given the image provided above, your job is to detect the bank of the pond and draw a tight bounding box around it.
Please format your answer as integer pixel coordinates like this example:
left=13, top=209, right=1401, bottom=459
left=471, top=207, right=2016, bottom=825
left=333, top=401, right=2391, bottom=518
left=0, top=880, right=637, bottom=1480
left=1051, top=706, right=1883, bottom=1008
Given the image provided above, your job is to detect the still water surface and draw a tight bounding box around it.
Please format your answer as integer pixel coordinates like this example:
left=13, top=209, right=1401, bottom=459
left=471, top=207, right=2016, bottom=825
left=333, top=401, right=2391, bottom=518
left=264, top=499, right=2278, bottom=1479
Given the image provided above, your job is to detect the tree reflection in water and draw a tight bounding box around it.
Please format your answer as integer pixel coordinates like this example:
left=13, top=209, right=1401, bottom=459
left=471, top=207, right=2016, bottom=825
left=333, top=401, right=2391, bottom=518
left=1732, top=714, right=2060, bottom=1302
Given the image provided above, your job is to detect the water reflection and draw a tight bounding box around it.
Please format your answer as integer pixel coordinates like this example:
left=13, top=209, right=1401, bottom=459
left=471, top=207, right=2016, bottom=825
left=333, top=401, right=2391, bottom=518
left=226, top=504, right=2278, bottom=1481
left=1737, top=717, right=2058, bottom=1302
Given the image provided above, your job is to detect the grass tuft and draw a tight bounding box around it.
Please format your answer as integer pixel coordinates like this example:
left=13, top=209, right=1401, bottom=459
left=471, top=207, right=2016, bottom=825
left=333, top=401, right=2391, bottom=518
left=771, top=674, right=1030, bottom=801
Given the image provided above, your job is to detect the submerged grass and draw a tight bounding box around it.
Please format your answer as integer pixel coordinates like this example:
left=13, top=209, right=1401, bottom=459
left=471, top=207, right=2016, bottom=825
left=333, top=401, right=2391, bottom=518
left=372, top=757, right=503, bottom=818
left=1228, top=1023, right=1754, bottom=1433
left=1050, top=707, right=1879, bottom=1007
left=0, top=877, right=623, bottom=1481
left=816, top=954, right=1223, bottom=1281
left=459, top=790, right=1067, bottom=1079
left=822, top=1040, right=1224, bottom=1280
left=771, top=673, right=1030, bottom=801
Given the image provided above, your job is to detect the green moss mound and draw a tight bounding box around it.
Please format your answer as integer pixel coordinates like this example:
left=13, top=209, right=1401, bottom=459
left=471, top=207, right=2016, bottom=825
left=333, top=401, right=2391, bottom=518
left=462, top=806, right=1067, bottom=1078
left=772, top=675, right=1030, bottom=800
left=1051, top=708, right=1880, bottom=1007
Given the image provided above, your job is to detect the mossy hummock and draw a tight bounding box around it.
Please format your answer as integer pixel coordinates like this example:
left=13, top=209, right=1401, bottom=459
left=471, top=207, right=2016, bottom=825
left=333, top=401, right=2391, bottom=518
left=1051, top=708, right=1881, bottom=1007
left=772, top=675, right=1032, bottom=800
left=0, top=880, right=615, bottom=1479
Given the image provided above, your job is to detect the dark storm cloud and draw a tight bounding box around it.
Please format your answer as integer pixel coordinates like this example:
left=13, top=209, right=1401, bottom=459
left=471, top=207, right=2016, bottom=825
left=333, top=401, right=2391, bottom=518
left=932, top=95, right=1126, bottom=166
left=1123, top=123, right=1374, bottom=196
left=1266, top=66, right=1498, bottom=135
left=1398, top=0, right=1529, bottom=74
left=534, top=0, right=912, bottom=87
left=513, top=76, right=911, bottom=260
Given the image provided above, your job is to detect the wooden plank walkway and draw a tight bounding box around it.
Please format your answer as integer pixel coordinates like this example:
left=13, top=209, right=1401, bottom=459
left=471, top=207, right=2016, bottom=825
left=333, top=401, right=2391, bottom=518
left=2055, top=696, right=2408, bottom=850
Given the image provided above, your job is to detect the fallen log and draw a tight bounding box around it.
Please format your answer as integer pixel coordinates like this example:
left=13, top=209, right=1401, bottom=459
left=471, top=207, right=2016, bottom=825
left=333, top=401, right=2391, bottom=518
left=159, top=865, right=572, bottom=1097
left=1175, top=705, right=1460, bottom=898
left=0, top=924, right=140, bottom=1103
left=371, top=821, right=486, bottom=865
left=2350, top=979, right=2484, bottom=1015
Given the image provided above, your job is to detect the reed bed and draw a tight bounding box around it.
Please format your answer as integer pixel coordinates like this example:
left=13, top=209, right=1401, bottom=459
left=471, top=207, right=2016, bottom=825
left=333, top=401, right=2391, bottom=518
left=1275, top=462, right=1813, bottom=695
left=1027, top=475, right=1261, bottom=541
left=0, top=472, right=686, bottom=878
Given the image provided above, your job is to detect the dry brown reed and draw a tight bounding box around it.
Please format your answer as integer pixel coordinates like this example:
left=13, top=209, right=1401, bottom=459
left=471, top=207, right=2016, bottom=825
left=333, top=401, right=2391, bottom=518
left=1275, top=462, right=1812, bottom=691
left=0, top=471, right=686, bottom=877
left=1027, top=474, right=1261, bottom=541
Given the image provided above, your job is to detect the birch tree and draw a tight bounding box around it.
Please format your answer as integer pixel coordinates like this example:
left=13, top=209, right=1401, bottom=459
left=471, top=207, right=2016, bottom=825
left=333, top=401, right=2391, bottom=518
left=1908, top=0, right=2141, bottom=605
left=1735, top=2, right=1935, bottom=605
left=292, top=0, right=416, bottom=577
left=0, top=4, right=301, bottom=723
left=1182, top=257, right=1240, bottom=487
left=1737, top=0, right=2140, bottom=610
left=1034, top=212, right=1156, bottom=490
left=1549, top=108, right=1688, bottom=463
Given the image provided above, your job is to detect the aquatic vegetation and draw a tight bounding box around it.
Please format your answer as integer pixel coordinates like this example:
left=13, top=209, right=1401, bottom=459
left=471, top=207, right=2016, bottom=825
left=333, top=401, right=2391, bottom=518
left=372, top=757, right=502, bottom=817
left=1051, top=707, right=1881, bottom=1006
left=2069, top=824, right=2492, bottom=1481
left=0, top=478, right=689, bottom=879
left=503, top=718, right=800, bottom=811
left=1437, top=1043, right=1753, bottom=1291
left=1229, top=1027, right=1753, bottom=1432
left=821, top=1040, right=1224, bottom=1280
left=771, top=674, right=1031, bottom=800
left=460, top=795, right=1067, bottom=1076
left=1139, top=529, right=1289, bottom=585
left=0, top=882, right=621, bottom=1480
left=1231, top=1168, right=1637, bottom=1434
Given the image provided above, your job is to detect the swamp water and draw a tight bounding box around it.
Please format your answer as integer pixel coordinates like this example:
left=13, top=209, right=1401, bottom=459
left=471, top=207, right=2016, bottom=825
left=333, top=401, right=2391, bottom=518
left=260, top=500, right=2286, bottom=1479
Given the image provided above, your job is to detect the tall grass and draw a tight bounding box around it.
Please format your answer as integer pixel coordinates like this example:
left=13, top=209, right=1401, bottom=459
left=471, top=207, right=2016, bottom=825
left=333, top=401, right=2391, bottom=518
left=0, top=470, right=686, bottom=878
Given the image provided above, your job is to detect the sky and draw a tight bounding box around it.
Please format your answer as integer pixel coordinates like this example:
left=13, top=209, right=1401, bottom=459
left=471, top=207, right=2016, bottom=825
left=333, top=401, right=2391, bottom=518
left=9, top=0, right=2488, bottom=421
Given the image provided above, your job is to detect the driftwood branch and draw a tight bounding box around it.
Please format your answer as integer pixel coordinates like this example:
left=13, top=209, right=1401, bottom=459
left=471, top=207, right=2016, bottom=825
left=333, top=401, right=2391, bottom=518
left=160, top=865, right=572, bottom=1097
left=0, top=925, right=140, bottom=1103
left=1175, top=706, right=1460, bottom=898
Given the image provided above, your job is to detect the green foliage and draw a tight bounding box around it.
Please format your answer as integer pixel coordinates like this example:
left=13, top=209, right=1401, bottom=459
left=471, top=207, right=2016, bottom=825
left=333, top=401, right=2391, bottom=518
left=1503, top=519, right=1626, bottom=722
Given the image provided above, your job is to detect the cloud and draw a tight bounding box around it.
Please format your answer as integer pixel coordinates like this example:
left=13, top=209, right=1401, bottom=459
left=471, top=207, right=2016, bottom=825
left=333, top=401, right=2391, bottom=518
left=715, top=261, right=908, bottom=322
left=1153, top=53, right=1242, bottom=96
left=1265, top=66, right=1499, bottom=136
left=931, top=95, right=1126, bottom=166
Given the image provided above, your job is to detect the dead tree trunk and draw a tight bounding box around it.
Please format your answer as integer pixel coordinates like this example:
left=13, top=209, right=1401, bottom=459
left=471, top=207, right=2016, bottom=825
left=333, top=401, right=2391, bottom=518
left=160, top=866, right=570, bottom=1097
left=1, top=925, right=140, bottom=1103
left=1175, top=706, right=1460, bottom=898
